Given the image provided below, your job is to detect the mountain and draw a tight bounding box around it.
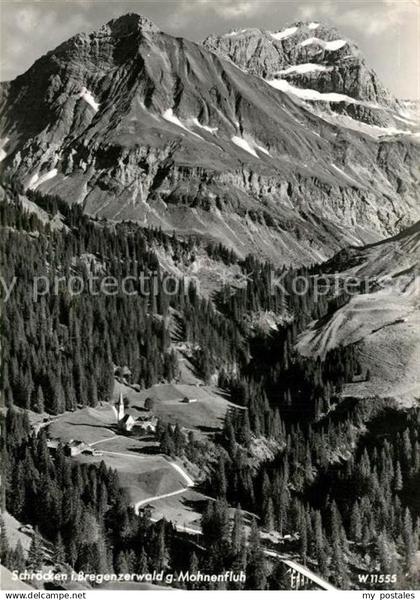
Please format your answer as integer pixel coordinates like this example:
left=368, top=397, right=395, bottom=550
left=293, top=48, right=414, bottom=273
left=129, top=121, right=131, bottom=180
left=0, top=13, right=419, bottom=265
left=204, top=21, right=410, bottom=127
left=296, top=221, right=420, bottom=404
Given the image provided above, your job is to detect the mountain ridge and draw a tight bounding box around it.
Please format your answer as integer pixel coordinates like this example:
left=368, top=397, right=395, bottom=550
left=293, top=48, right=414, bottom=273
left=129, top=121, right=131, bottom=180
left=0, top=13, right=419, bottom=265
left=203, top=20, right=400, bottom=124
left=296, top=219, right=420, bottom=404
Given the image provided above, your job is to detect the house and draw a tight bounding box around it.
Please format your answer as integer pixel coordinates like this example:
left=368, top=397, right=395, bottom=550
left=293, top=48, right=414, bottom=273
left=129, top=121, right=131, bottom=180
left=182, top=396, right=197, bottom=404
left=119, top=414, right=135, bottom=432
left=47, top=438, right=88, bottom=457
left=46, top=438, right=60, bottom=451
left=138, top=504, right=154, bottom=519
left=64, top=440, right=86, bottom=456
left=82, top=447, right=103, bottom=457
left=352, top=371, right=369, bottom=383
left=136, top=415, right=158, bottom=433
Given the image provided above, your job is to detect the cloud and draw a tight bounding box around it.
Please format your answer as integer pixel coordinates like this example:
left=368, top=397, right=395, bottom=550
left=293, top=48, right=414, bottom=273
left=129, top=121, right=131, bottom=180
left=0, top=0, right=418, bottom=98
left=298, top=0, right=417, bottom=36
left=297, top=1, right=334, bottom=20
left=215, top=1, right=259, bottom=18
left=15, top=6, right=40, bottom=32
left=342, top=0, right=415, bottom=35
left=298, top=6, right=317, bottom=20
left=6, top=38, right=25, bottom=57
left=180, top=0, right=260, bottom=20
left=0, top=3, right=88, bottom=81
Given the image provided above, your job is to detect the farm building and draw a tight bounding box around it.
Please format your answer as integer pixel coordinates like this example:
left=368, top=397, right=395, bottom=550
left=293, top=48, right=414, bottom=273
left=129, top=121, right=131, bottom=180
left=64, top=440, right=86, bottom=456
left=48, top=438, right=87, bottom=456
left=82, top=447, right=103, bottom=457
left=136, top=415, right=158, bottom=433
left=46, top=438, right=60, bottom=451
left=182, top=396, right=197, bottom=404
left=118, top=414, right=136, bottom=432
left=137, top=504, right=154, bottom=518
left=352, top=371, right=370, bottom=383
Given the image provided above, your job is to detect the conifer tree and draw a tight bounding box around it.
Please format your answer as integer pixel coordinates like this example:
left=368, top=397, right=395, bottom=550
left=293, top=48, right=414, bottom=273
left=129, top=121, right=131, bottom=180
left=350, top=502, right=363, bottom=542
left=188, top=551, right=199, bottom=589
left=137, top=547, right=149, bottom=574
left=231, top=506, right=244, bottom=557
left=246, top=518, right=266, bottom=590
left=27, top=529, right=43, bottom=569
left=115, top=551, right=129, bottom=575
left=402, top=508, right=415, bottom=568
left=11, top=540, right=26, bottom=573
left=55, top=532, right=66, bottom=564
left=0, top=514, right=9, bottom=564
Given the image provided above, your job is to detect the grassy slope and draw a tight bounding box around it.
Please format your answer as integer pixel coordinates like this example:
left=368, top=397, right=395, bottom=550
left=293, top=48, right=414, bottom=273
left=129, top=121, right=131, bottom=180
left=296, top=223, right=420, bottom=405
left=114, top=380, right=239, bottom=434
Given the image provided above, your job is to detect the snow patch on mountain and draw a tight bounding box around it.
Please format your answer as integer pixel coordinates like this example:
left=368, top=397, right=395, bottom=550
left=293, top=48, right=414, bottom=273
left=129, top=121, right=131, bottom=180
left=224, top=29, right=250, bottom=37
left=162, top=109, right=203, bottom=139
left=394, top=114, right=417, bottom=126
left=27, top=173, right=39, bottom=188
left=308, top=22, right=320, bottom=29
left=28, top=169, right=58, bottom=190
left=230, top=136, right=270, bottom=158
left=300, top=37, right=347, bottom=51
left=276, top=63, right=332, bottom=75
left=330, top=164, right=361, bottom=186
left=270, top=26, right=298, bottom=41
left=0, top=137, right=9, bottom=162
left=162, top=108, right=188, bottom=130
left=79, top=87, right=100, bottom=112
left=308, top=108, right=417, bottom=139
left=231, top=136, right=259, bottom=157
left=255, top=144, right=271, bottom=157
left=376, top=127, right=416, bottom=138
left=190, top=117, right=218, bottom=133
left=266, top=79, right=358, bottom=103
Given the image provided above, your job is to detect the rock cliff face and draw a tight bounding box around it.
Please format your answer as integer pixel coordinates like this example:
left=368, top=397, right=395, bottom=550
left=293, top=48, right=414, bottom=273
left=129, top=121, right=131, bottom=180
left=0, top=14, right=419, bottom=265
left=203, top=21, right=400, bottom=125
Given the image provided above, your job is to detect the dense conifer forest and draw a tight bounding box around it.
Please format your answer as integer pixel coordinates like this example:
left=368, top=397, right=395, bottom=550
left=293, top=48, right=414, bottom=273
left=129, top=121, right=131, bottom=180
left=0, top=193, right=242, bottom=414
left=1, top=192, right=419, bottom=590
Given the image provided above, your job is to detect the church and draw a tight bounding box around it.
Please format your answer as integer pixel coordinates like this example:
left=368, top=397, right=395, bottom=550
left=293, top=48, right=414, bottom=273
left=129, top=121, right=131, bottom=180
left=115, top=392, right=135, bottom=432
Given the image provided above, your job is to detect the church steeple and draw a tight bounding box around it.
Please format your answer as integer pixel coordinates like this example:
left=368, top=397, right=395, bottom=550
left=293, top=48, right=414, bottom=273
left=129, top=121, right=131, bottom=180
left=117, top=392, right=125, bottom=422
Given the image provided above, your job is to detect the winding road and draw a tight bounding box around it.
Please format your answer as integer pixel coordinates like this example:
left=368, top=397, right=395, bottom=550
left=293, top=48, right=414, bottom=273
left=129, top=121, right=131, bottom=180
left=87, top=436, right=336, bottom=590
left=134, top=458, right=194, bottom=512
left=166, top=459, right=195, bottom=487
left=134, top=487, right=188, bottom=512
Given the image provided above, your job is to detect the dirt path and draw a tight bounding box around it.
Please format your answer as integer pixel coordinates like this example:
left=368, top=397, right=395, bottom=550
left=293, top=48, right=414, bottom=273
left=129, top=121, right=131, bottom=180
left=168, top=460, right=195, bottom=487
left=134, top=488, right=188, bottom=512
left=133, top=460, right=195, bottom=514
left=86, top=436, right=200, bottom=528
left=86, top=430, right=335, bottom=591
left=100, top=450, right=149, bottom=459
left=90, top=435, right=119, bottom=446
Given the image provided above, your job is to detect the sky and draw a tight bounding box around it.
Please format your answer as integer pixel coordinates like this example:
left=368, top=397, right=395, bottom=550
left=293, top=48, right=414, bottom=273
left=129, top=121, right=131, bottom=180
left=0, top=0, right=419, bottom=99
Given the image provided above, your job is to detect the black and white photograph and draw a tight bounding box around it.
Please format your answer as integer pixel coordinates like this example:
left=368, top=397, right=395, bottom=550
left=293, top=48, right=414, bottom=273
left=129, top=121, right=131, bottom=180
left=0, top=0, right=419, bottom=595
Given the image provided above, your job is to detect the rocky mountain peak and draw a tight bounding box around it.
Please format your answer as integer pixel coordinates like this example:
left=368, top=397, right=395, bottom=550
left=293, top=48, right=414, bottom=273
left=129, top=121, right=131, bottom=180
left=203, top=21, right=397, bottom=124
left=104, top=13, right=160, bottom=37
left=0, top=13, right=419, bottom=267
